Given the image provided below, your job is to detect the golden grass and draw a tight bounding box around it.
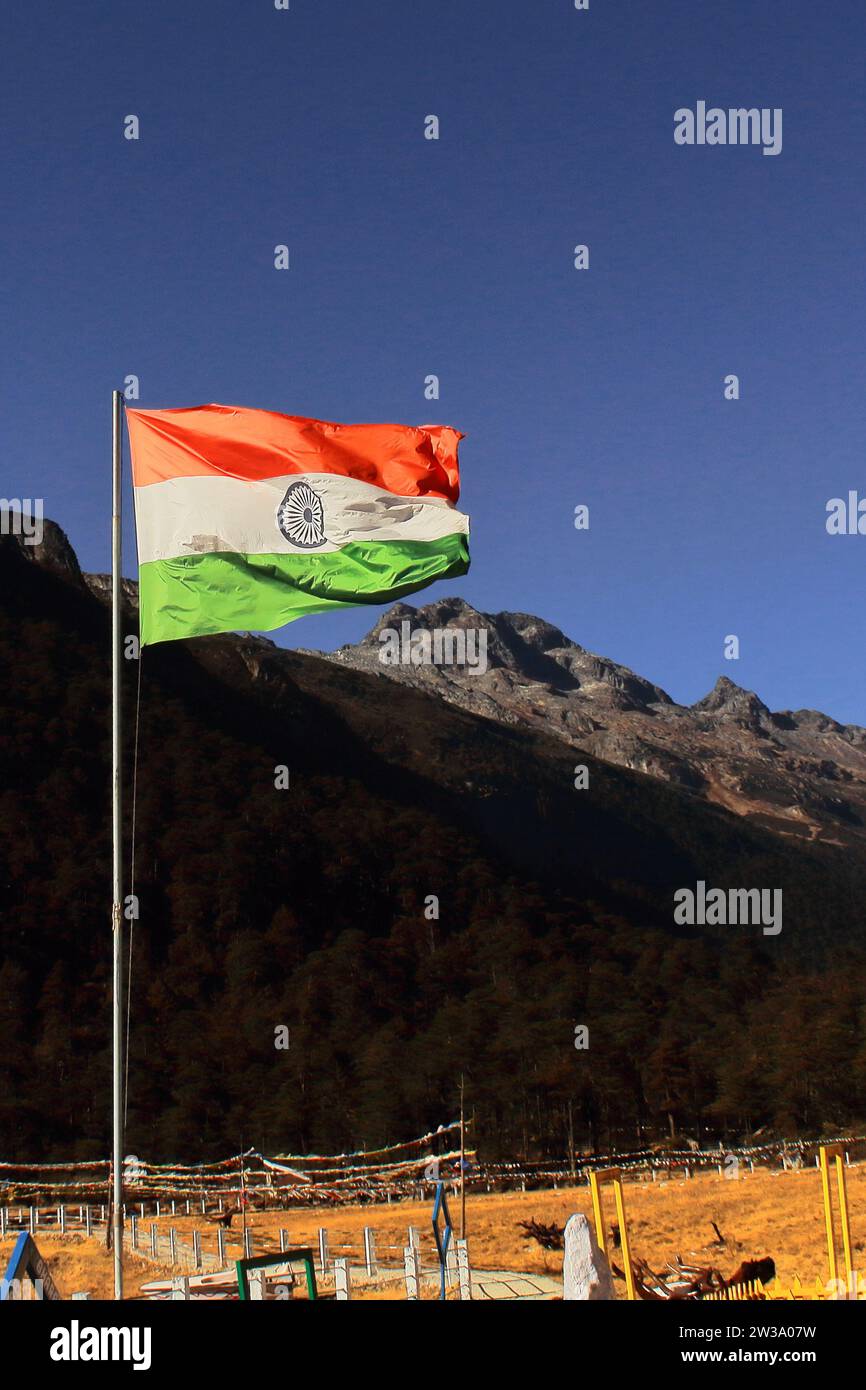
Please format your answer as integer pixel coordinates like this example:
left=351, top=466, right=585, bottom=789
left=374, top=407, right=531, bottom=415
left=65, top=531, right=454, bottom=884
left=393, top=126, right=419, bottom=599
left=3, top=1164, right=863, bottom=1298
left=0, top=1233, right=177, bottom=1301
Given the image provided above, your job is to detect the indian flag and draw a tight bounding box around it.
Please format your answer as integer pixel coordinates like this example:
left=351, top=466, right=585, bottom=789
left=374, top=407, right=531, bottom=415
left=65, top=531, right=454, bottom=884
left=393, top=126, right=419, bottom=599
left=127, top=404, right=470, bottom=646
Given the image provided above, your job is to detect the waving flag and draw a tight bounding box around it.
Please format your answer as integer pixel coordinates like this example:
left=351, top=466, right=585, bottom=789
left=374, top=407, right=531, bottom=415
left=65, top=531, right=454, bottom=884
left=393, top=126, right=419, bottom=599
left=127, top=404, right=470, bottom=645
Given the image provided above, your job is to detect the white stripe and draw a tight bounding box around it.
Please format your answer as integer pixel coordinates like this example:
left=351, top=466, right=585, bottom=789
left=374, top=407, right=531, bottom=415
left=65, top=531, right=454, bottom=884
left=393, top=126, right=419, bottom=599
left=134, top=471, right=469, bottom=565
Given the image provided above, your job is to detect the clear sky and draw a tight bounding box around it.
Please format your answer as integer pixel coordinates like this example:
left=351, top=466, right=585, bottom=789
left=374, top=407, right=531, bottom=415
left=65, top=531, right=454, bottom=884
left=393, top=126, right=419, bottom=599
left=3, top=1, right=864, bottom=722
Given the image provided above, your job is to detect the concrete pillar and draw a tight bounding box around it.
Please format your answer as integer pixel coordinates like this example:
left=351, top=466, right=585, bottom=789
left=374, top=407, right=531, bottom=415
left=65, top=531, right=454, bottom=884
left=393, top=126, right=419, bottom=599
left=334, top=1256, right=351, bottom=1300
left=404, top=1245, right=420, bottom=1300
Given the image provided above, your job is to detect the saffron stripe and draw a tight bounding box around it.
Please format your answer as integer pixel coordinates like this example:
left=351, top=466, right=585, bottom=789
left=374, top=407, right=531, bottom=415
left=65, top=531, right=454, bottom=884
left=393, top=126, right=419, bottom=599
left=127, top=404, right=462, bottom=501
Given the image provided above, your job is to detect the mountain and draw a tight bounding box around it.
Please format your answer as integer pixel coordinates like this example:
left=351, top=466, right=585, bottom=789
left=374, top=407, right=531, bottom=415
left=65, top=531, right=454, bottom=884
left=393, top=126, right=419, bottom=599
left=1, top=521, right=865, bottom=1163
left=324, top=597, right=866, bottom=849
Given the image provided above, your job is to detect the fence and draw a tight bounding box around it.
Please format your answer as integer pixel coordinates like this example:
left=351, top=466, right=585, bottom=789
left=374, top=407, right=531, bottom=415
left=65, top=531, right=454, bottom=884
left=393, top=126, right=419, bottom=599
left=4, top=1132, right=863, bottom=1210
left=0, top=1202, right=473, bottom=1300
left=120, top=1218, right=474, bottom=1300
left=0, top=1120, right=476, bottom=1207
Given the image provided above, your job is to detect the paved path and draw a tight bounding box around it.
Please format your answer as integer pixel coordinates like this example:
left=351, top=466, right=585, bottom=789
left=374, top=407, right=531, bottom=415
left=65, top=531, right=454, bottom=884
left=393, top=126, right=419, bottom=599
left=470, top=1269, right=562, bottom=1300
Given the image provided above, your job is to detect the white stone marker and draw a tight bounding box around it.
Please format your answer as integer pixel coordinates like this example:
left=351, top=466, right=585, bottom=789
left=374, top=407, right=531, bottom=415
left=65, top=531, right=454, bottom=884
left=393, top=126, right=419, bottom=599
left=562, top=1213, right=617, bottom=1300
left=456, top=1238, right=471, bottom=1301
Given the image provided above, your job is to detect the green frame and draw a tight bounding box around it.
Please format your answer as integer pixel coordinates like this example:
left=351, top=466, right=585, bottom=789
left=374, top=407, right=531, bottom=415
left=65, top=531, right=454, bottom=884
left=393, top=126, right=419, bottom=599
left=235, top=1247, right=318, bottom=1300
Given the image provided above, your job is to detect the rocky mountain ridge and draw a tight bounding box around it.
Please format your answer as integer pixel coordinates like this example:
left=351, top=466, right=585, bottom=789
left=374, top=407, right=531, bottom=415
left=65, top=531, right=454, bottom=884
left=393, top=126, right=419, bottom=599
left=10, top=520, right=866, bottom=849
left=324, top=596, right=866, bottom=848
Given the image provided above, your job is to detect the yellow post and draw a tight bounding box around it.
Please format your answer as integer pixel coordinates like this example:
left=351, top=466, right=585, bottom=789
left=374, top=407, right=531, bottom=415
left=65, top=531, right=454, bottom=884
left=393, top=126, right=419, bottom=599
left=819, top=1147, right=837, bottom=1284
left=588, top=1167, right=636, bottom=1301
left=820, top=1144, right=854, bottom=1288
left=834, top=1152, right=853, bottom=1285
left=588, top=1170, right=606, bottom=1253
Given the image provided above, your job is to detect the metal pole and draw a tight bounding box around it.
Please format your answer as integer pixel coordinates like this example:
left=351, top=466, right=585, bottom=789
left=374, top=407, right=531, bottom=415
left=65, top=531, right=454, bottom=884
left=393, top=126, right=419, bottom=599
left=459, top=1075, right=466, bottom=1239
left=240, top=1151, right=247, bottom=1238
left=111, top=388, right=124, bottom=1300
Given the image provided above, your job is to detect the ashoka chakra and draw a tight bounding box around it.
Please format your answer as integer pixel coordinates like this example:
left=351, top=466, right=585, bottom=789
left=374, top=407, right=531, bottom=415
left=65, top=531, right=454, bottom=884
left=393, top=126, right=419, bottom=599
left=276, top=481, right=327, bottom=549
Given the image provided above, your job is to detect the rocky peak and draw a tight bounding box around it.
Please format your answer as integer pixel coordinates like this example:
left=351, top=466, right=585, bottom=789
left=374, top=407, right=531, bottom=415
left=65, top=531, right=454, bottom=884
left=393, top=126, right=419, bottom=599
left=348, top=598, right=581, bottom=688
left=693, top=676, right=771, bottom=725
left=2, top=517, right=86, bottom=589
left=347, top=599, right=675, bottom=706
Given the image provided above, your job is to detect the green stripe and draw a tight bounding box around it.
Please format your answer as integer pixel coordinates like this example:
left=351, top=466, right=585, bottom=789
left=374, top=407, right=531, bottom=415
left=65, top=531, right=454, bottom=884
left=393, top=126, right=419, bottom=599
left=138, top=533, right=470, bottom=645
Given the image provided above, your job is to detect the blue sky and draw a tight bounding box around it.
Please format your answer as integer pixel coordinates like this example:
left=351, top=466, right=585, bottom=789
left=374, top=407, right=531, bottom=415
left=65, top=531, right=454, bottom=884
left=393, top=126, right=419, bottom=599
left=3, top=1, right=865, bottom=721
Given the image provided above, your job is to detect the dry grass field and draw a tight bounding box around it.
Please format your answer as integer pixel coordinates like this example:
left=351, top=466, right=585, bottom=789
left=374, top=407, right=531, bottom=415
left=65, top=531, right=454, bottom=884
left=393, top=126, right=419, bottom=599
left=0, top=1234, right=177, bottom=1301
left=2, top=1164, right=863, bottom=1299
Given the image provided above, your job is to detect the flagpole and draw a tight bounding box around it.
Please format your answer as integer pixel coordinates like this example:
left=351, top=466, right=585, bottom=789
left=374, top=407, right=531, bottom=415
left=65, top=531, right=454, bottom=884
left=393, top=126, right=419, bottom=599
left=459, top=1074, right=466, bottom=1239
left=111, top=388, right=124, bottom=1300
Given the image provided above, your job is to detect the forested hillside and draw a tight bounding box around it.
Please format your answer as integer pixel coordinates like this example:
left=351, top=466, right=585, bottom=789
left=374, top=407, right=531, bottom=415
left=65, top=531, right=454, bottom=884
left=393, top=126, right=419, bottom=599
left=1, top=526, right=864, bottom=1162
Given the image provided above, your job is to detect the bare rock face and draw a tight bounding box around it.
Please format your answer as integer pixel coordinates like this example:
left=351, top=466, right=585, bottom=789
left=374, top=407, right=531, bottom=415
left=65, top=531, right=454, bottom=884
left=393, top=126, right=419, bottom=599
left=693, top=676, right=772, bottom=731
left=2, top=518, right=86, bottom=589
left=325, top=599, right=866, bottom=848
left=85, top=573, right=140, bottom=608
left=562, top=1214, right=617, bottom=1300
